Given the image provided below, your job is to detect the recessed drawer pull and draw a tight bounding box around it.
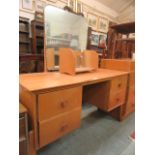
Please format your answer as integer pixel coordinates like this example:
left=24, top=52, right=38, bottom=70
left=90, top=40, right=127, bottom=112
left=118, top=83, right=121, bottom=88
left=60, top=101, right=65, bottom=108
left=60, top=124, right=68, bottom=132
left=116, top=98, right=120, bottom=102
left=60, top=101, right=68, bottom=108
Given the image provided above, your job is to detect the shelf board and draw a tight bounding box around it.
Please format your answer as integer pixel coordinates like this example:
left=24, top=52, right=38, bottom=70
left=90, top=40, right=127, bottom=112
left=19, top=41, right=30, bottom=44
left=19, top=53, right=44, bottom=61
left=110, top=22, right=135, bottom=34
left=19, top=30, right=29, bottom=34
left=36, top=35, right=44, bottom=38
left=115, top=38, right=135, bottom=42
left=37, top=44, right=44, bottom=47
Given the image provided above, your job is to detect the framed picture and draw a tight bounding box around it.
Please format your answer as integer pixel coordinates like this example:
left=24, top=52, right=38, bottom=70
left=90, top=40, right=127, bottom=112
left=98, top=33, right=107, bottom=49
left=98, top=17, right=109, bottom=33
left=35, top=0, right=46, bottom=13
left=22, top=0, right=33, bottom=10
left=68, top=0, right=76, bottom=12
left=76, top=0, right=83, bottom=13
left=87, top=13, right=98, bottom=30
left=90, top=31, right=99, bottom=46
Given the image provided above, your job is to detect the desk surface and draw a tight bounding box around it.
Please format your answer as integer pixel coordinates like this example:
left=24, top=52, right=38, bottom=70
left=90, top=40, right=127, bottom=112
left=20, top=69, right=128, bottom=93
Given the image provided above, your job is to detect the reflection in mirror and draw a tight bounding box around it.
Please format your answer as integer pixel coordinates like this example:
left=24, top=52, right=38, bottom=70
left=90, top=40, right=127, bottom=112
left=44, top=5, right=88, bottom=70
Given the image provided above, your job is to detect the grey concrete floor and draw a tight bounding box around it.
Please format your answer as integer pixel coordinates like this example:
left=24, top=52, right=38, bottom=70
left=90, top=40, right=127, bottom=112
left=38, top=105, right=135, bottom=155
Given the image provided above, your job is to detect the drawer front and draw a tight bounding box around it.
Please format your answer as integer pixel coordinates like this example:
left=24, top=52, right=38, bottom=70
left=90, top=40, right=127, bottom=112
left=39, top=108, right=81, bottom=148
left=108, top=90, right=126, bottom=111
left=38, top=86, right=82, bottom=121
left=111, top=75, right=127, bottom=92
left=19, top=117, right=26, bottom=138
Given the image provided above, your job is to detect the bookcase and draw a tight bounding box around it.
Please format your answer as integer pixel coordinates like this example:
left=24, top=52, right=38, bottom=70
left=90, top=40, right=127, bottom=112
left=19, top=17, right=31, bottom=54
left=19, top=17, right=44, bottom=73
left=31, top=20, right=44, bottom=54
left=107, top=22, right=135, bottom=59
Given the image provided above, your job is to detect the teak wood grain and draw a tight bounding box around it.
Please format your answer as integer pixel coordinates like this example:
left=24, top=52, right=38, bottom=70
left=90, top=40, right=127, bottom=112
left=20, top=69, right=128, bottom=93
left=100, top=59, right=135, bottom=120
left=19, top=68, right=129, bottom=152
left=38, top=86, right=82, bottom=121
left=39, top=108, right=81, bottom=147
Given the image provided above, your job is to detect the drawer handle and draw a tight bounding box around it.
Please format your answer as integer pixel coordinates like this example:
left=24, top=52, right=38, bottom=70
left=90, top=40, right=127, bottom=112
left=60, top=124, right=68, bottom=132
left=60, top=101, right=68, bottom=108
left=60, top=101, right=65, bottom=108
left=116, top=98, right=120, bottom=102
left=118, top=83, right=121, bottom=88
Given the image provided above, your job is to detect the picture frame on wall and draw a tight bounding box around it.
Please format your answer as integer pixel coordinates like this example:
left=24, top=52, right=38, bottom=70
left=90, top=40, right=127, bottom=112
left=98, top=17, right=109, bottom=33
left=90, top=31, right=99, bottom=46
left=35, top=0, right=46, bottom=13
left=98, top=33, right=107, bottom=49
left=87, top=13, right=98, bottom=30
left=22, top=0, right=33, bottom=10
left=76, top=0, right=83, bottom=13
left=68, top=0, right=76, bottom=12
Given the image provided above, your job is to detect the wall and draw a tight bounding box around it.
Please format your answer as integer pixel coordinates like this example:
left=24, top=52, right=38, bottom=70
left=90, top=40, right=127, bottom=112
left=116, top=2, right=135, bottom=23
left=19, top=0, right=118, bottom=24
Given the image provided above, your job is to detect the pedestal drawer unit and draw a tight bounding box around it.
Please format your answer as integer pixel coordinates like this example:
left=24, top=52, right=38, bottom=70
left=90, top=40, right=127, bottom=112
left=37, top=86, right=82, bottom=147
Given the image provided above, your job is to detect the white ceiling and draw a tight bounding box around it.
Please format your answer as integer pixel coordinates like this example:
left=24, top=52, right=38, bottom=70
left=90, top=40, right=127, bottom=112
left=95, top=0, right=135, bottom=13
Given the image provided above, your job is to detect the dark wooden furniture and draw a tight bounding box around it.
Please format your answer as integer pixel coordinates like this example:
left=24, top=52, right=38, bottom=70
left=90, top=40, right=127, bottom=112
left=19, top=17, right=44, bottom=73
left=19, top=17, right=31, bottom=54
left=31, top=20, right=44, bottom=54
left=107, top=22, right=135, bottom=59
left=19, top=103, right=28, bottom=155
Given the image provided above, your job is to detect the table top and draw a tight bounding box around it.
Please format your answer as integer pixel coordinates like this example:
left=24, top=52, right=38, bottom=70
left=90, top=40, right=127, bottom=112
left=20, top=69, right=128, bottom=93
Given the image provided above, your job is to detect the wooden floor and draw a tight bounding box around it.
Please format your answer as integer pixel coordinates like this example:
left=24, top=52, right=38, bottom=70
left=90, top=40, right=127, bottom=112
left=38, top=105, right=135, bottom=155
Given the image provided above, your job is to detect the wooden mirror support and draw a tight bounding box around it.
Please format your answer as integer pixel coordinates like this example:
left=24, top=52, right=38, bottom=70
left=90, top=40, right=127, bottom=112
left=59, top=48, right=98, bottom=75
left=83, top=50, right=99, bottom=70
left=44, top=48, right=55, bottom=72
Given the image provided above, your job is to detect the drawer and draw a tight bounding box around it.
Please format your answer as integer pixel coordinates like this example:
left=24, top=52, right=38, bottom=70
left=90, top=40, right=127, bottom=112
left=108, top=90, right=126, bottom=111
left=19, top=117, right=26, bottom=138
left=39, top=108, right=81, bottom=148
left=110, top=75, right=127, bottom=92
left=38, top=86, right=82, bottom=121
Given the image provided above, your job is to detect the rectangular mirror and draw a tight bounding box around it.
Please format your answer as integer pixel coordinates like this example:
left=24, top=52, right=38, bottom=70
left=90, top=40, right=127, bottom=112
left=44, top=5, right=88, bottom=70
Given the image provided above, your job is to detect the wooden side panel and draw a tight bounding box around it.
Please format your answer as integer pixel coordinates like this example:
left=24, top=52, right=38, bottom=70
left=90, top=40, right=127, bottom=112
left=19, top=86, right=38, bottom=150
left=100, top=59, right=135, bottom=72
left=38, top=86, right=82, bottom=121
left=45, top=48, right=55, bottom=71
left=83, top=50, right=99, bottom=70
left=59, top=48, right=76, bottom=75
left=39, top=108, right=81, bottom=148
left=101, top=59, right=129, bottom=71
left=83, top=81, right=110, bottom=111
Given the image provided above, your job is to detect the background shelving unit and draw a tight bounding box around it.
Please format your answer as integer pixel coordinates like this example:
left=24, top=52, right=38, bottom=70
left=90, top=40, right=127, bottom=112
left=19, top=16, right=44, bottom=73
left=107, top=22, right=135, bottom=59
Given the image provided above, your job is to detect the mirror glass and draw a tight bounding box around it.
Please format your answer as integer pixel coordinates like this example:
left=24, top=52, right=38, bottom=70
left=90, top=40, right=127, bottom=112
left=44, top=6, right=88, bottom=69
